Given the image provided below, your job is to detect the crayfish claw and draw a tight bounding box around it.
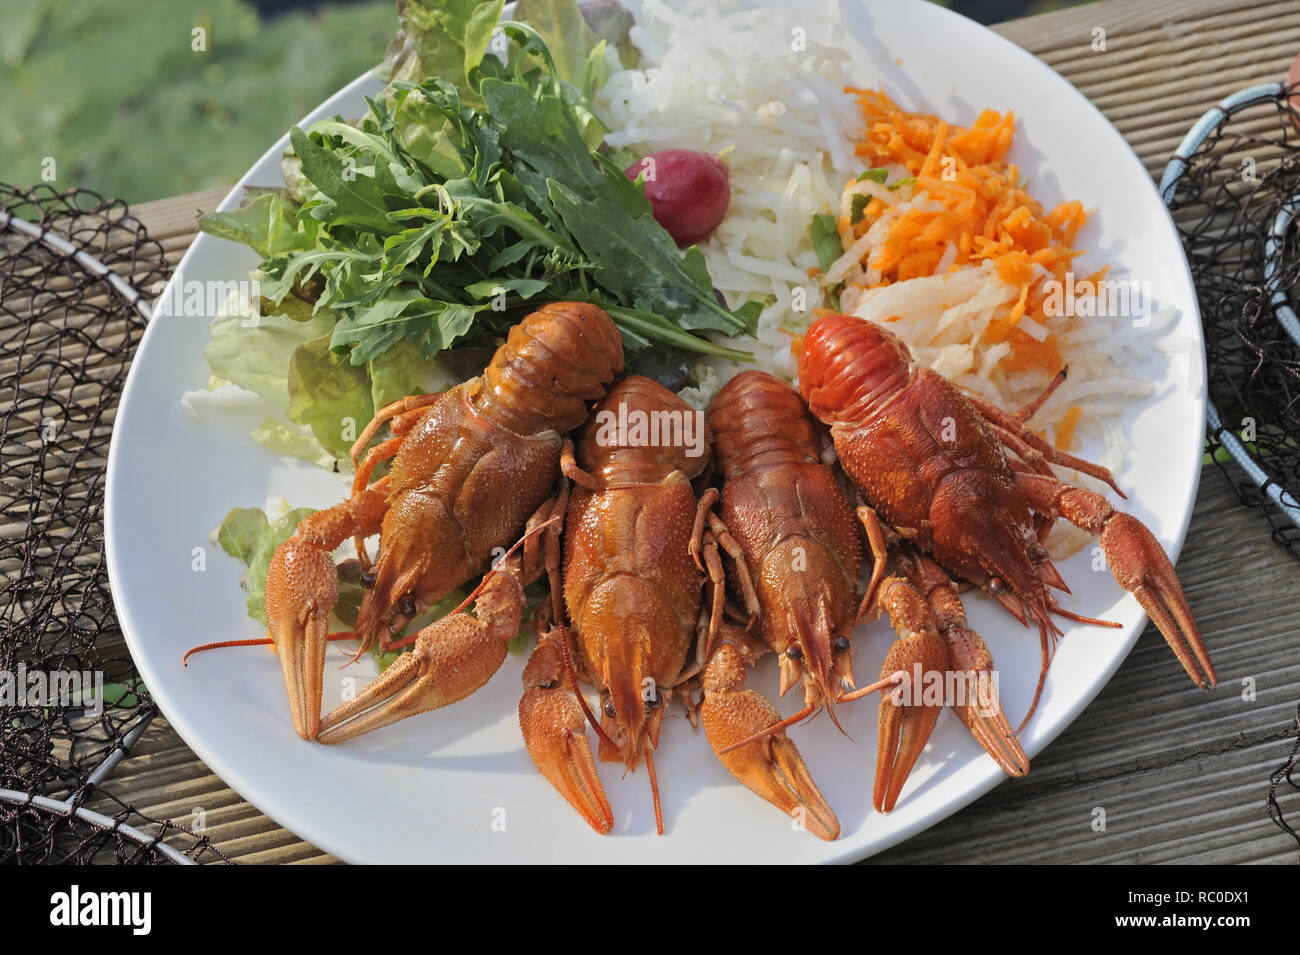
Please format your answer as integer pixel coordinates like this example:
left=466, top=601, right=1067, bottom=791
left=318, top=558, right=525, bottom=744
left=871, top=580, right=949, bottom=814
left=519, top=628, right=614, bottom=834
left=265, top=536, right=339, bottom=740
left=873, top=634, right=947, bottom=814
left=317, top=642, right=434, bottom=743
left=701, top=637, right=840, bottom=840
left=1100, top=511, right=1216, bottom=689
left=944, top=626, right=1029, bottom=778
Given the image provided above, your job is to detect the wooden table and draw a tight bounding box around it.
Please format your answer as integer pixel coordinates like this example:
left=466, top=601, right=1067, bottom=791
left=103, top=0, right=1300, bottom=863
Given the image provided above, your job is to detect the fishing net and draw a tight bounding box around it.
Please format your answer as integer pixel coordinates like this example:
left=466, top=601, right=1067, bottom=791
left=1160, top=83, right=1300, bottom=860
left=1161, top=83, right=1300, bottom=552
left=0, top=184, right=224, bottom=864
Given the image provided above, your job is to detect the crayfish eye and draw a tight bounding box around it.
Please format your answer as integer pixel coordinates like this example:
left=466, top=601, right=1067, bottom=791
left=360, top=571, right=377, bottom=589
left=786, top=645, right=803, bottom=662
left=603, top=699, right=617, bottom=719
left=538, top=678, right=559, bottom=690
left=398, top=594, right=417, bottom=617
left=987, top=578, right=1006, bottom=596
left=646, top=690, right=664, bottom=710
left=833, top=636, right=850, bottom=653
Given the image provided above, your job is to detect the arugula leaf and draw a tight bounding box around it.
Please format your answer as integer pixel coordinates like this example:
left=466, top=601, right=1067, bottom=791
left=548, top=179, right=741, bottom=337
left=383, top=217, right=448, bottom=275
left=480, top=77, right=607, bottom=195
left=331, top=290, right=485, bottom=363
left=290, top=126, right=400, bottom=234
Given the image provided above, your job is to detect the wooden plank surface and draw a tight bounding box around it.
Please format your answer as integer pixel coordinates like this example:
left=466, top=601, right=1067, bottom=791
left=101, top=0, right=1300, bottom=864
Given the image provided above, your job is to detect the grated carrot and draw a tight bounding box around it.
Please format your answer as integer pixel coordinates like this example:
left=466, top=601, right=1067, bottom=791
left=843, top=87, right=1099, bottom=379
left=1054, top=405, right=1084, bottom=451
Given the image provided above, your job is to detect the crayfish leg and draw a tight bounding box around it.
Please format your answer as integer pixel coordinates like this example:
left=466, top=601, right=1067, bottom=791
left=1015, top=472, right=1215, bottom=690
left=316, top=554, right=525, bottom=744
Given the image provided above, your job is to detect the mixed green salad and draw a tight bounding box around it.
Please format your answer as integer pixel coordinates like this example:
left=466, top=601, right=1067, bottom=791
left=196, top=0, right=756, bottom=468
left=197, top=0, right=760, bottom=636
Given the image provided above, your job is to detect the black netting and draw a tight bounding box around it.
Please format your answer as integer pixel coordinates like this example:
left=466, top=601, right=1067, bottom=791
left=0, top=185, right=224, bottom=864
left=1163, top=86, right=1300, bottom=555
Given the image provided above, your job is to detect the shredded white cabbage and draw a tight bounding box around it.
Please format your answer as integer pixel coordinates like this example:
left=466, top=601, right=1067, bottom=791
left=594, top=0, right=867, bottom=401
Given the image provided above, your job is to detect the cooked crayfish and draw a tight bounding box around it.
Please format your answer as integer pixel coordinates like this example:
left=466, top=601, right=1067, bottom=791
left=798, top=311, right=1214, bottom=809
left=262, top=301, right=623, bottom=739
left=704, top=371, right=861, bottom=715
left=519, top=375, right=836, bottom=836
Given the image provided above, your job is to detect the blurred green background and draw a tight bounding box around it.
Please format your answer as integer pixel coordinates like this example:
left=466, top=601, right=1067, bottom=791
left=0, top=0, right=1086, bottom=205
left=0, top=0, right=397, bottom=202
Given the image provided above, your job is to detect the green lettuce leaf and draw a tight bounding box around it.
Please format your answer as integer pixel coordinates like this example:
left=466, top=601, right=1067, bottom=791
left=250, top=418, right=338, bottom=469
left=577, top=0, right=638, bottom=68
left=512, top=0, right=602, bottom=87
left=197, top=191, right=316, bottom=260
left=376, top=0, right=505, bottom=97
left=204, top=303, right=337, bottom=411
left=286, top=336, right=375, bottom=460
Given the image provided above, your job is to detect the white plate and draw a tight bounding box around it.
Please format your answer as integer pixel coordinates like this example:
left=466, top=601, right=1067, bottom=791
left=105, top=0, right=1207, bottom=863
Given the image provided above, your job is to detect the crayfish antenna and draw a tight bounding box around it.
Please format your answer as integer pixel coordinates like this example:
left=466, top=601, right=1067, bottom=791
left=824, top=696, right=851, bottom=740
left=552, top=619, right=618, bottom=753
left=645, top=746, right=664, bottom=836
left=1016, top=608, right=1061, bottom=736
left=183, top=631, right=359, bottom=667
left=837, top=673, right=905, bottom=706
left=183, top=637, right=272, bottom=665
left=1049, top=601, right=1121, bottom=629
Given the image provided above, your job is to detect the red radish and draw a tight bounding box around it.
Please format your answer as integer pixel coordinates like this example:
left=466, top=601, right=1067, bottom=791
left=626, top=149, right=730, bottom=246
